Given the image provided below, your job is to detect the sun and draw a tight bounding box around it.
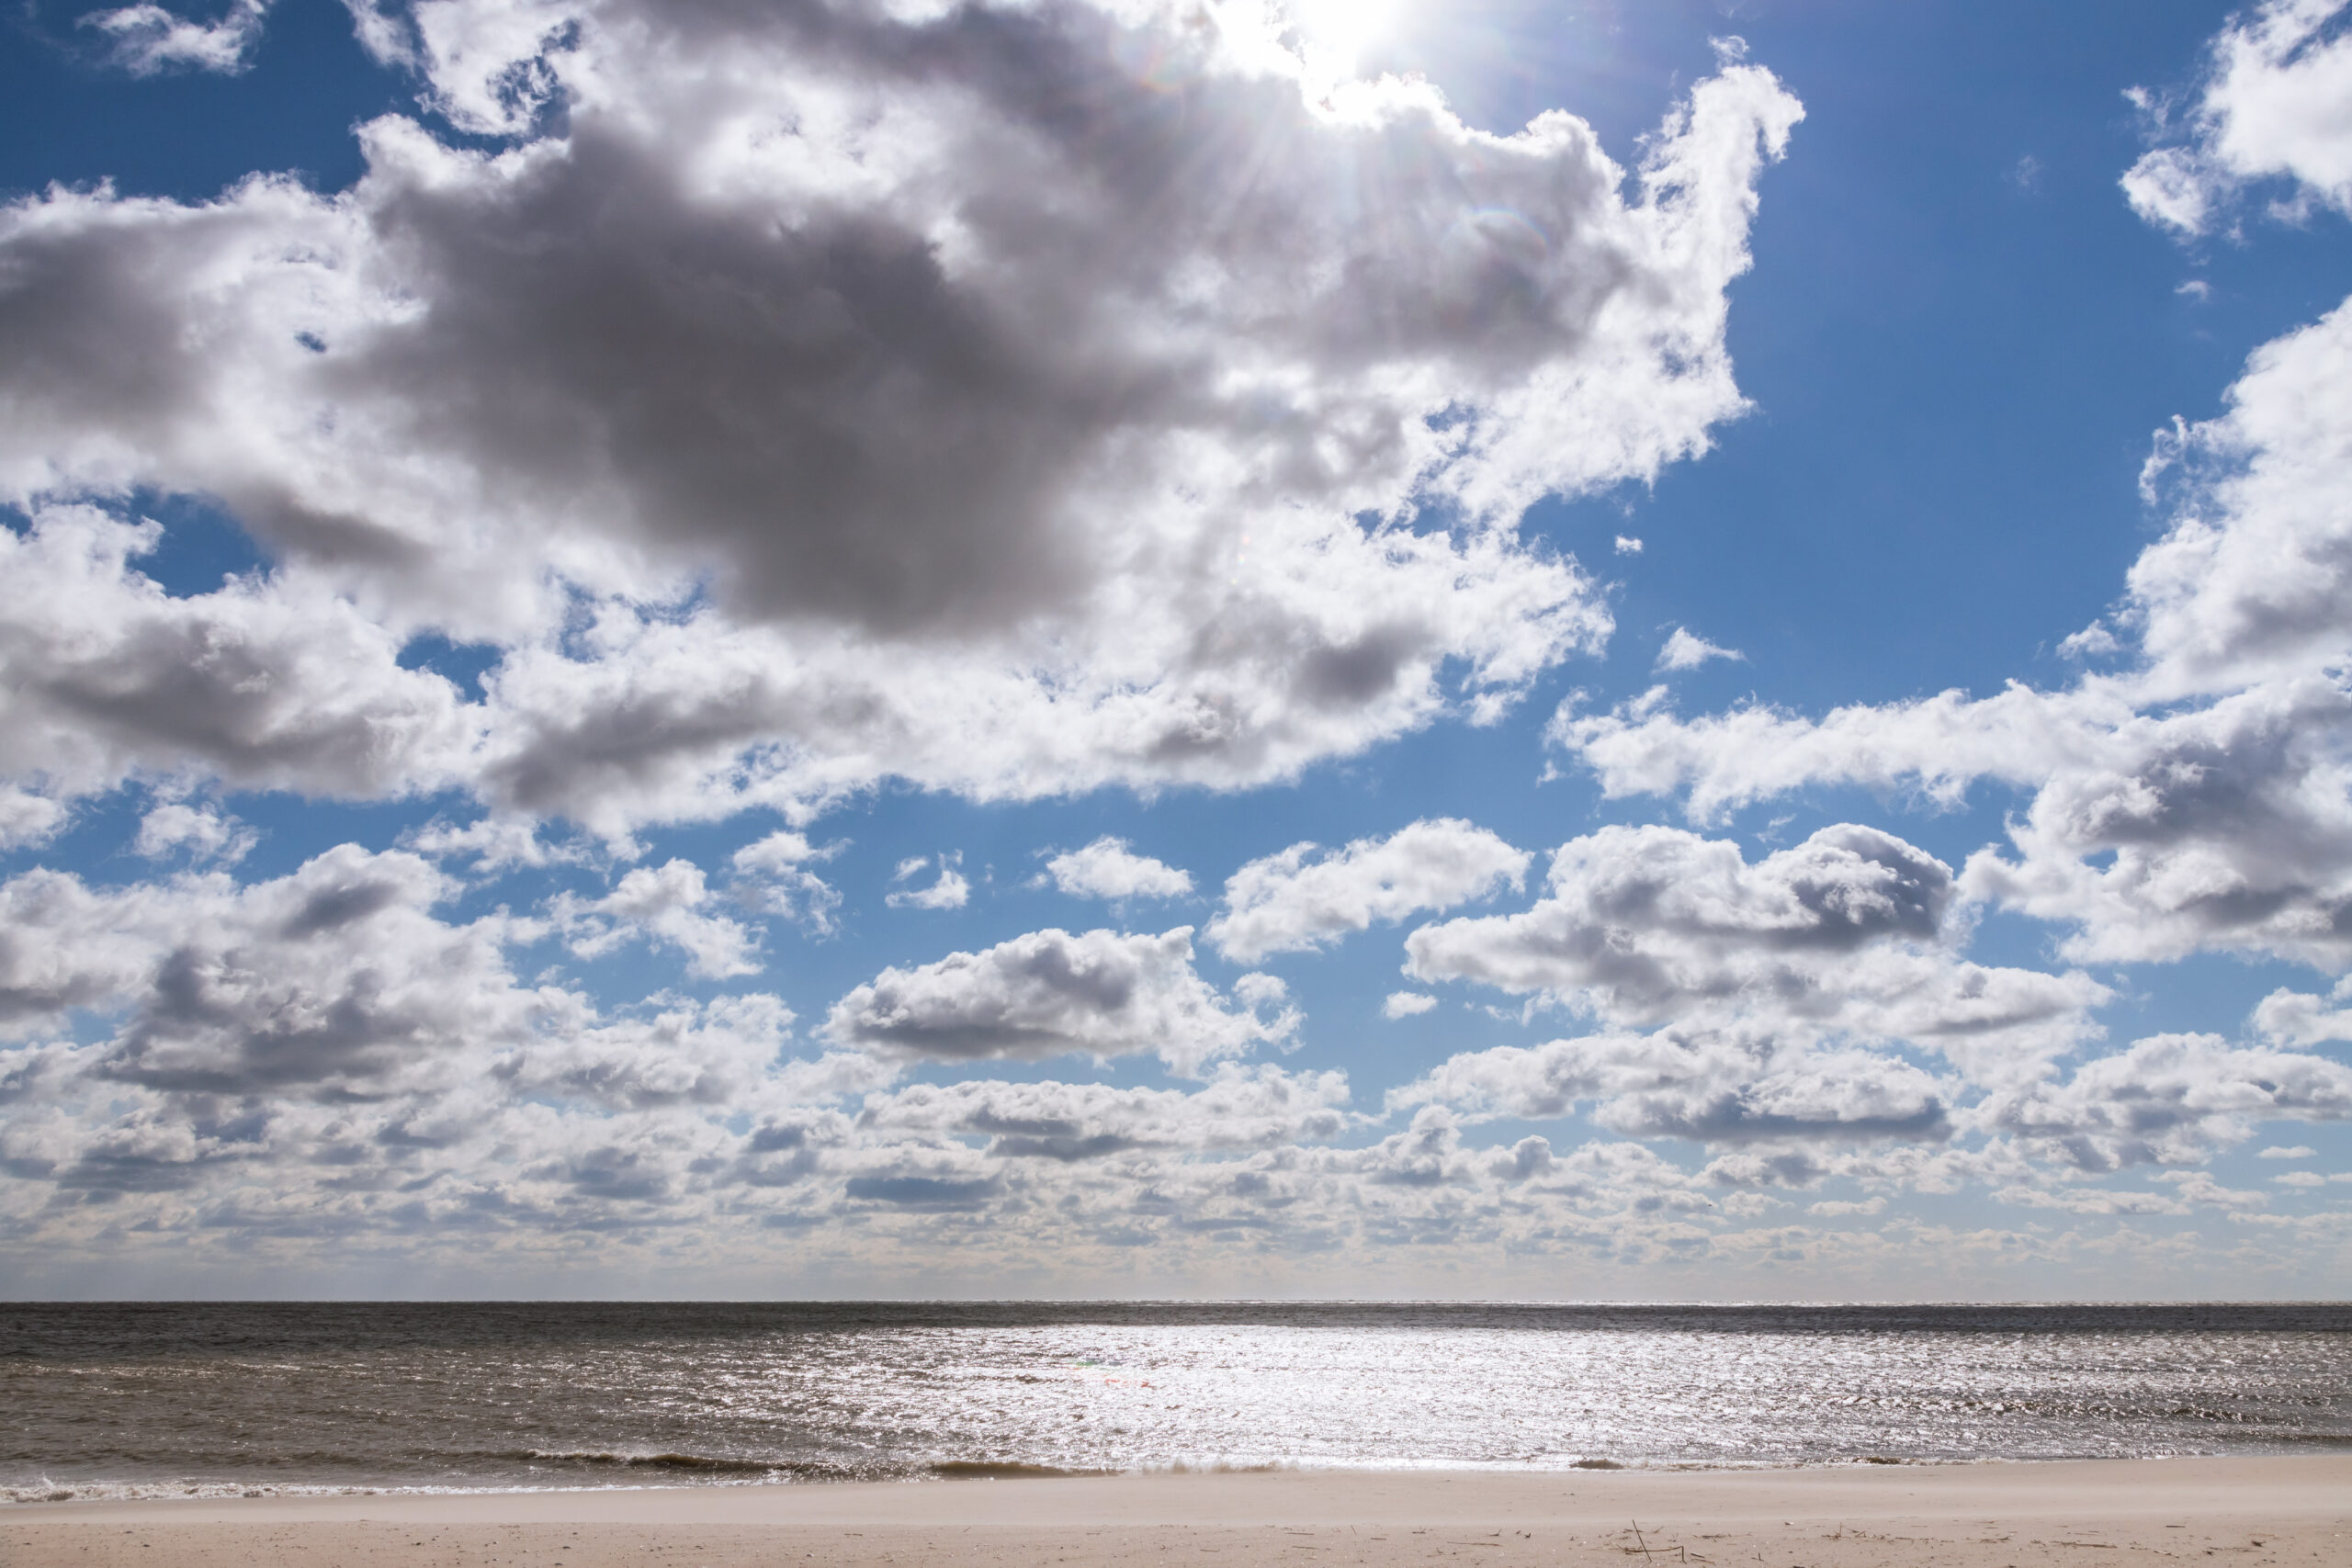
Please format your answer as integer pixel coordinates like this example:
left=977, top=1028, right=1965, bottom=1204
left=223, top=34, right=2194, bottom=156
left=1283, top=0, right=1406, bottom=80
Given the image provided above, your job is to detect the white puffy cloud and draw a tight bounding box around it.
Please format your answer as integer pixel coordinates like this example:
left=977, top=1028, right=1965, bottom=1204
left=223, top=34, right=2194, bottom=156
left=0, top=870, right=175, bottom=1037
left=2253, top=978, right=2352, bottom=1047
left=1942, top=678, right=2352, bottom=967
left=1393, top=824, right=2111, bottom=1149
left=0, top=835, right=2174, bottom=1277
left=495, top=990, right=799, bottom=1112
left=1565, top=682, right=2352, bottom=970
left=730, top=829, right=843, bottom=933
left=1382, top=990, right=1438, bottom=1019
left=0, top=845, right=2333, bottom=1278
left=401, top=814, right=586, bottom=874
left=0, top=507, right=476, bottom=829
left=2122, top=1, right=2352, bottom=237
left=1207, top=817, right=1531, bottom=963
left=0, top=846, right=526, bottom=1097
left=1986, top=1032, right=2352, bottom=1171
left=550, top=858, right=761, bottom=979
left=0, top=789, right=67, bottom=852
left=80, top=0, right=274, bottom=75
left=855, top=1065, right=1354, bottom=1161
left=132, top=801, right=255, bottom=865
left=0, top=0, right=1803, bottom=836
left=1553, top=35, right=2352, bottom=975
left=1393, top=1031, right=1954, bottom=1145
left=0, top=845, right=824, bottom=1213
left=1041, top=837, right=1193, bottom=902
left=1656, top=626, right=1742, bottom=671
left=885, top=852, right=970, bottom=912
left=1553, top=678, right=2123, bottom=826
left=825, top=926, right=1295, bottom=1075
left=1409, top=823, right=1953, bottom=999
left=1406, top=825, right=2102, bottom=1080
left=2120, top=301, right=2352, bottom=699
left=1555, top=293, right=2352, bottom=970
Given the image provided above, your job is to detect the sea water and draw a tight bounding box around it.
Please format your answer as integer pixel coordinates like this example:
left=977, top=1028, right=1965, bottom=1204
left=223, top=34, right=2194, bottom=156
left=4, top=1302, right=2346, bottom=1503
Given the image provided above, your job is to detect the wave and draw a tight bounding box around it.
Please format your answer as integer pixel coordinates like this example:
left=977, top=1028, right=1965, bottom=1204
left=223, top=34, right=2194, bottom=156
left=4, top=1479, right=398, bottom=1506
left=505, top=1450, right=796, bottom=1476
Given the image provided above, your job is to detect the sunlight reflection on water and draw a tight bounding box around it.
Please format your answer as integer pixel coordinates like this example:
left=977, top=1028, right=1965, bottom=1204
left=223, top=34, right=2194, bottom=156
left=4, top=1302, right=2346, bottom=1500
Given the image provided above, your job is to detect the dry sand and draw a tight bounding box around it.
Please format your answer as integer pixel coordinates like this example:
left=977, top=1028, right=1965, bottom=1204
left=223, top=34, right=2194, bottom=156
left=6, top=1456, right=2346, bottom=1567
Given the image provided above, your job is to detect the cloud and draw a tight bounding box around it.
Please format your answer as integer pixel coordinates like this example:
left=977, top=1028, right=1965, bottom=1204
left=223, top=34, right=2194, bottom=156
left=2122, top=0, right=2352, bottom=237
left=0, top=846, right=525, bottom=1096
left=1392, top=1031, right=1954, bottom=1145
left=0, top=507, right=476, bottom=829
left=824, top=926, right=1295, bottom=1075
left=402, top=814, right=585, bottom=874
left=1394, top=823, right=2107, bottom=1142
left=1207, top=818, right=1531, bottom=963
left=1553, top=295, right=2352, bottom=969
left=132, top=801, right=255, bottom=865
left=1614, top=535, right=1643, bottom=554
left=1551, top=679, right=2123, bottom=827
left=0, top=870, right=174, bottom=1036
left=1383, top=990, right=1438, bottom=1019
left=550, top=858, right=761, bottom=979
left=2259, top=1145, right=2317, bottom=1158
left=80, top=0, right=273, bottom=75
left=886, top=853, right=970, bottom=912
left=1987, top=1032, right=2352, bottom=1170
left=3, top=845, right=2022, bottom=1267
left=1041, top=837, right=1193, bottom=902
left=0, top=845, right=827, bottom=1218
left=730, top=829, right=843, bottom=934
left=1404, top=823, right=1959, bottom=1013
left=1656, top=626, right=1742, bottom=671
left=856, top=1065, right=1354, bottom=1161
left=0, top=840, right=2326, bottom=1274
left=0, top=0, right=1803, bottom=836
left=2120, top=301, right=2352, bottom=699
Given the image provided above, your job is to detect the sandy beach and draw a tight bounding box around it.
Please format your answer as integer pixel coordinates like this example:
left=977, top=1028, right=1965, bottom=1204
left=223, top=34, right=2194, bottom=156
left=6, top=1457, right=2345, bottom=1567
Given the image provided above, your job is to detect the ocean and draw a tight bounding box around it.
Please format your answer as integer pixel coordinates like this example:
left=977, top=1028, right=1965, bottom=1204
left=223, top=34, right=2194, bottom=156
left=4, top=1302, right=2347, bottom=1504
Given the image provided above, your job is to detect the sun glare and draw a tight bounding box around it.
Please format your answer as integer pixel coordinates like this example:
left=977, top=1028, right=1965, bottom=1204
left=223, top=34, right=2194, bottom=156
left=1284, top=0, right=1404, bottom=80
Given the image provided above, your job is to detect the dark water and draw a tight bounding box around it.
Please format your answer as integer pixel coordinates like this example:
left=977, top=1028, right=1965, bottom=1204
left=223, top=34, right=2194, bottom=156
left=4, top=1302, right=2347, bottom=1503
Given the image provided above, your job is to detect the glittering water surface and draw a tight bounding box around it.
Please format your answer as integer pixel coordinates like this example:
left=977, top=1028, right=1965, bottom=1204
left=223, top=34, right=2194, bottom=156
left=4, top=1302, right=2347, bottom=1501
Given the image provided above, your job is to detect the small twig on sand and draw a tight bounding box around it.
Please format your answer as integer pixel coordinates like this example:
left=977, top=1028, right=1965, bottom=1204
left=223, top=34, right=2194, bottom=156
left=1631, top=1519, right=1656, bottom=1565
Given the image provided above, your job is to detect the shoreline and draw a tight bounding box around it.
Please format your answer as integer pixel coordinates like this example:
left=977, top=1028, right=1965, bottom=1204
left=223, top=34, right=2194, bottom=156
left=4, top=1446, right=2332, bottom=1506
left=9, top=1455, right=2346, bottom=1566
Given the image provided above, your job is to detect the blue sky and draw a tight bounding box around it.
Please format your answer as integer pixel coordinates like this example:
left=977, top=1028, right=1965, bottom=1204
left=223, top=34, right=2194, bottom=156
left=3, top=0, right=2350, bottom=1298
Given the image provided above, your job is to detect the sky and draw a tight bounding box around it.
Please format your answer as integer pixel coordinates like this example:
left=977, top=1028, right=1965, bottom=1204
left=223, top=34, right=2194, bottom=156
left=2, top=0, right=2350, bottom=1301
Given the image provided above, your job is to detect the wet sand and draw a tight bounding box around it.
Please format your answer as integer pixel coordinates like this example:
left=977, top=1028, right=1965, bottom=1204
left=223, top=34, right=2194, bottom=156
left=6, top=1455, right=2346, bottom=1566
